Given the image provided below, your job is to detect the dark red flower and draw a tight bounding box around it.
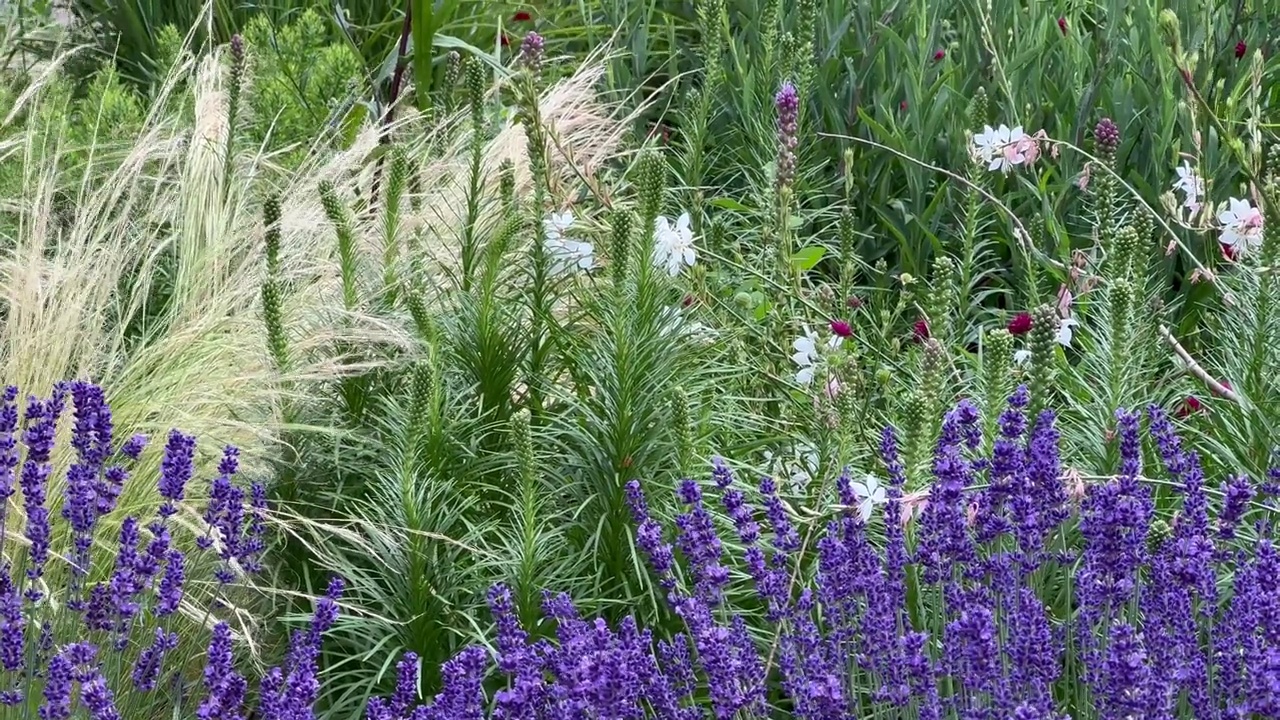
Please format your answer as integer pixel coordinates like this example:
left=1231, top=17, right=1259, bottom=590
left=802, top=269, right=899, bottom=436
left=512, top=10, right=532, bottom=21
left=933, top=48, right=946, bottom=61
left=1235, top=41, right=1247, bottom=59
left=1176, top=395, right=1204, bottom=418
left=830, top=319, right=853, bottom=338
left=681, top=294, right=696, bottom=308
left=1057, top=17, right=1068, bottom=35
left=899, top=100, right=908, bottom=112
left=1007, top=312, right=1033, bottom=336
left=912, top=318, right=931, bottom=343
left=846, top=295, right=863, bottom=310
left=1222, top=242, right=1241, bottom=262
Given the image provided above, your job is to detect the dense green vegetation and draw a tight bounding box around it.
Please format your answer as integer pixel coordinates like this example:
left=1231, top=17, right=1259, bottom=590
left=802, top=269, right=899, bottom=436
left=2, top=0, right=1280, bottom=717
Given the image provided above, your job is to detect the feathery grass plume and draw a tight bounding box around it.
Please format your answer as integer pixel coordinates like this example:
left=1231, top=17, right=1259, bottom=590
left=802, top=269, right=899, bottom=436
left=926, top=255, right=961, bottom=349
left=981, top=328, right=1014, bottom=448
left=609, top=208, right=633, bottom=286
left=318, top=179, right=361, bottom=313
left=260, top=197, right=289, bottom=373
left=381, top=145, right=409, bottom=307
left=1027, top=304, right=1060, bottom=418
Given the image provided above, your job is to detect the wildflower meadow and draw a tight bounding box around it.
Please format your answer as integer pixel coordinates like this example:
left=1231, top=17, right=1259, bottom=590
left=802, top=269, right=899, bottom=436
left=3, top=0, right=1280, bottom=718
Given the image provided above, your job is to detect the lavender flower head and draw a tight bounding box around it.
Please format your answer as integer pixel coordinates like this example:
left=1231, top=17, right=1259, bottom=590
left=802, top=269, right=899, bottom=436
left=158, top=429, right=197, bottom=518
left=776, top=81, right=800, bottom=189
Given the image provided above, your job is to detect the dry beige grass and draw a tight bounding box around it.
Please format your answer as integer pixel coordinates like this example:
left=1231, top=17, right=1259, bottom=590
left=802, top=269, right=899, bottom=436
left=0, top=23, right=636, bottom=648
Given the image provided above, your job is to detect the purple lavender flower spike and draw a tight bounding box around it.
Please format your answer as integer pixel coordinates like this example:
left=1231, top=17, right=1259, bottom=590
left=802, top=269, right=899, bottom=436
left=20, top=394, right=58, bottom=600
left=120, top=433, right=148, bottom=460
left=155, top=549, right=185, bottom=616
left=81, top=672, right=122, bottom=720
left=133, top=627, right=179, bottom=692
left=675, top=478, right=730, bottom=606
left=625, top=479, right=678, bottom=594
left=158, top=429, right=197, bottom=518
left=0, top=564, right=24, bottom=673
left=0, top=387, right=19, bottom=547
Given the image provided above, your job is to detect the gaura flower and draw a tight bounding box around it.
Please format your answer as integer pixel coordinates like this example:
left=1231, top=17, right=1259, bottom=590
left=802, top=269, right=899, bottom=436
left=850, top=474, right=887, bottom=523
left=1219, top=198, right=1263, bottom=256
left=1172, top=161, right=1204, bottom=217
left=971, top=125, right=1048, bottom=173
left=1056, top=317, right=1080, bottom=347
left=653, top=212, right=697, bottom=276
left=791, top=327, right=842, bottom=385
left=543, top=211, right=595, bottom=275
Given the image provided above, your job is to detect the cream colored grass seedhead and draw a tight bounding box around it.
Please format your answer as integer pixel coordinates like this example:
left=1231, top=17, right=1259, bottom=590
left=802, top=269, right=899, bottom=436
left=0, top=16, right=635, bottom=643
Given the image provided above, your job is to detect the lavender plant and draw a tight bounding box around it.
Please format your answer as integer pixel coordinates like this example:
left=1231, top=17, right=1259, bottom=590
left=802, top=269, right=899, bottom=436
left=356, top=389, right=1280, bottom=718
left=0, top=379, right=287, bottom=717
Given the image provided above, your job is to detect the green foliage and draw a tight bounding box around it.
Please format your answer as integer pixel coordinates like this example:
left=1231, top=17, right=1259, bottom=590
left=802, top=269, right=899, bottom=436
left=240, top=10, right=364, bottom=165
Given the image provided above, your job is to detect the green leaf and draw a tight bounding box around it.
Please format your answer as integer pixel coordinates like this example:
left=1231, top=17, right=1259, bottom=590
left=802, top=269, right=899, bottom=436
left=411, top=0, right=435, bottom=113
left=791, top=246, right=827, bottom=272
left=709, top=197, right=753, bottom=212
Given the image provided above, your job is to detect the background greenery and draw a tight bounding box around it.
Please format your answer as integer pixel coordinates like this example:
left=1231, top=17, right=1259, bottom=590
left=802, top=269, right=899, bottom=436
left=2, top=0, right=1279, bottom=716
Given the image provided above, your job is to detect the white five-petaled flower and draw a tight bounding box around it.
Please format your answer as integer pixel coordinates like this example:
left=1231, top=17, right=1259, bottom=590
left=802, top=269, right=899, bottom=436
left=971, top=124, right=1028, bottom=173
left=1218, top=197, right=1264, bottom=256
left=543, top=211, right=595, bottom=275
left=653, top=212, right=697, bottom=276
left=791, top=327, right=842, bottom=385
left=1172, top=162, right=1204, bottom=215
left=850, top=474, right=887, bottom=523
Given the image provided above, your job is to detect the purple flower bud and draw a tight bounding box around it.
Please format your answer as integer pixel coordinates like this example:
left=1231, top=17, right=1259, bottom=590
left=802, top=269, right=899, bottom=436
left=519, top=31, right=544, bottom=77
left=1094, top=117, right=1120, bottom=156
left=775, top=81, right=800, bottom=189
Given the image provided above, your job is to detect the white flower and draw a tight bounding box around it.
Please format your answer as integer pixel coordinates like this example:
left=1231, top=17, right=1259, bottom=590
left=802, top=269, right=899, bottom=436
left=1056, top=317, right=1079, bottom=347
left=653, top=212, right=697, bottom=276
left=1173, top=161, right=1204, bottom=199
left=971, top=124, right=1027, bottom=173
left=1218, top=197, right=1264, bottom=256
left=1013, top=349, right=1032, bottom=366
left=544, top=211, right=595, bottom=275
left=790, top=327, right=842, bottom=385
left=850, top=474, right=887, bottom=523
left=764, top=443, right=820, bottom=493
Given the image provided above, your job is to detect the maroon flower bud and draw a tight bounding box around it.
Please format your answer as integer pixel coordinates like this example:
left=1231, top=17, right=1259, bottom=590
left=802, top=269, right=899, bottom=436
left=1176, top=395, right=1204, bottom=418
left=830, top=319, right=853, bottom=338
left=1007, top=312, right=1033, bottom=336
left=912, top=318, right=931, bottom=343
left=681, top=294, right=696, bottom=308
left=1093, top=117, right=1120, bottom=156
left=1057, top=17, right=1068, bottom=35
left=513, top=10, right=532, bottom=21
left=899, top=100, right=908, bottom=112
left=933, top=48, right=946, bottom=61
left=1235, top=40, right=1247, bottom=59
left=846, top=295, right=863, bottom=310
